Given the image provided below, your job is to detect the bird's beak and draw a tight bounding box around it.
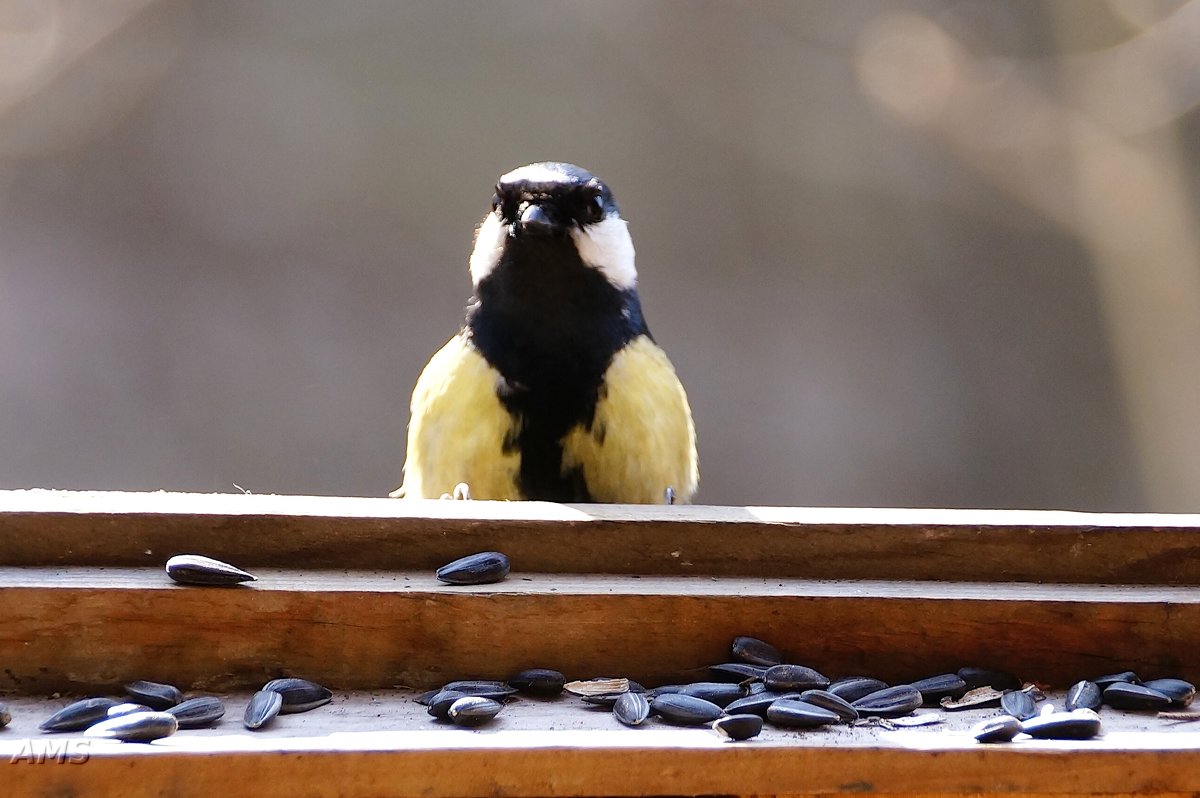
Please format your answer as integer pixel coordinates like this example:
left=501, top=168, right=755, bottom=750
left=515, top=202, right=557, bottom=236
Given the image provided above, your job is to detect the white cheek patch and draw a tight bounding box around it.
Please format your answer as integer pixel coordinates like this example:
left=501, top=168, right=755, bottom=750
left=571, top=216, right=638, bottom=290
left=468, top=212, right=506, bottom=286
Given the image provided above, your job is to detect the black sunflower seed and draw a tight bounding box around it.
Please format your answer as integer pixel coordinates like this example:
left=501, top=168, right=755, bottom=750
left=1001, top=689, right=1039, bottom=720
left=243, top=690, right=283, bottom=730
left=1021, top=709, right=1101, bottom=740
left=1141, top=678, right=1195, bottom=707
left=731, top=636, right=783, bottom=666
left=613, top=692, right=651, bottom=727
left=712, top=713, right=763, bottom=741
left=956, top=667, right=1020, bottom=691
left=651, top=694, right=723, bottom=726
left=448, top=696, right=502, bottom=726
left=508, top=668, right=565, bottom=697
left=262, top=678, right=333, bottom=714
left=766, top=698, right=840, bottom=728
left=852, top=685, right=923, bottom=718
left=124, top=680, right=182, bottom=710
left=798, top=689, right=859, bottom=722
left=436, top=552, right=510, bottom=585
left=972, top=715, right=1023, bottom=743
left=1103, top=682, right=1171, bottom=710
left=910, top=674, right=967, bottom=704
left=167, top=696, right=225, bottom=729
left=763, top=664, right=829, bottom=692
left=1064, top=681, right=1102, bottom=712
left=165, top=554, right=256, bottom=586
left=39, top=698, right=120, bottom=733
left=84, top=711, right=177, bottom=743
left=827, top=677, right=889, bottom=703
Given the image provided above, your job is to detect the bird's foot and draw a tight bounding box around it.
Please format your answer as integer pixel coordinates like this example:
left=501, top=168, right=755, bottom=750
left=439, top=482, right=472, bottom=501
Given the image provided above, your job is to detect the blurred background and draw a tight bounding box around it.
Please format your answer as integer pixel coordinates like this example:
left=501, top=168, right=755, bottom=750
left=3, top=0, right=1200, bottom=511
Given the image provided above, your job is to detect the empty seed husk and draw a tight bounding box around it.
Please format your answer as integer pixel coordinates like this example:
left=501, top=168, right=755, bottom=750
left=262, top=678, right=333, bottom=714
left=799, top=689, right=859, bottom=722
left=243, top=689, right=283, bottom=730
left=1092, top=671, right=1139, bottom=688
left=1065, top=681, right=1102, bottom=712
left=565, top=678, right=630, bottom=697
left=713, top=713, right=763, bottom=741
left=731, top=635, right=783, bottom=666
left=828, top=677, right=889, bottom=703
left=165, top=554, right=256, bottom=586
left=709, top=663, right=769, bottom=682
left=1021, top=708, right=1102, bottom=740
left=971, top=714, right=1023, bottom=743
left=1001, top=689, right=1039, bottom=720
left=911, top=674, right=968, bottom=704
left=436, top=551, right=510, bottom=585
left=167, top=696, right=225, bottom=729
left=613, top=692, right=651, bottom=727
left=766, top=698, right=841, bottom=728
left=440, top=680, right=519, bottom=701
left=853, top=685, right=923, bottom=718
left=124, top=680, right=183, bottom=710
left=40, top=697, right=120, bottom=732
left=764, top=664, right=829, bottom=692
left=940, top=686, right=1004, bottom=711
left=1142, top=678, right=1195, bottom=707
left=508, top=668, right=565, bottom=697
left=448, top=696, right=502, bottom=727
left=1103, top=682, right=1172, bottom=710
left=581, top=693, right=627, bottom=708
left=107, top=702, right=151, bottom=719
left=651, top=694, right=723, bottom=726
left=84, top=711, right=178, bottom=743
left=957, top=667, right=1020, bottom=691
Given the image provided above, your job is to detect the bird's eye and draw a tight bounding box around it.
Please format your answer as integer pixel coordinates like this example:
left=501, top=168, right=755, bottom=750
left=587, top=193, right=605, bottom=222
left=491, top=192, right=501, bottom=212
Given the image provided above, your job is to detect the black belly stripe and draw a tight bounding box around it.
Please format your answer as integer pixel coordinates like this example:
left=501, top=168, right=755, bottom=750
left=465, top=234, right=649, bottom=501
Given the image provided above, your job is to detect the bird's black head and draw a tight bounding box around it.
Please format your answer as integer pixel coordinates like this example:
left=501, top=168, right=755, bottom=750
left=469, top=162, right=637, bottom=291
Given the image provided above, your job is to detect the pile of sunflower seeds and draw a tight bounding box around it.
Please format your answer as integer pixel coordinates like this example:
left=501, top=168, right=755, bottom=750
left=33, top=677, right=332, bottom=743
left=414, top=635, right=1195, bottom=743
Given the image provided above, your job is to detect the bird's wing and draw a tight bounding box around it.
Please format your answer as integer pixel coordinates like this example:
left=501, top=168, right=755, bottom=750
left=561, top=335, right=699, bottom=504
left=395, top=333, right=522, bottom=500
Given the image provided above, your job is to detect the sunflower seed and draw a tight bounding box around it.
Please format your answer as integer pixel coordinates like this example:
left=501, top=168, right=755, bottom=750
left=165, top=554, right=256, bottom=586
left=957, top=667, right=1020, bottom=691
left=999, top=689, right=1038, bottom=720
left=651, top=682, right=745, bottom=707
left=1022, top=708, right=1102, bottom=740
left=84, top=711, right=178, bottom=743
left=766, top=698, right=841, bottom=728
left=731, top=636, right=783, bottom=666
left=414, top=689, right=440, bottom=706
left=709, top=663, right=768, bottom=682
left=440, top=680, right=519, bottom=701
left=1142, top=678, right=1195, bottom=707
left=448, top=696, right=502, bottom=726
left=724, top=691, right=801, bottom=718
left=828, top=677, right=889, bottom=703
left=427, top=689, right=467, bottom=719
left=764, top=664, right=829, bottom=692
left=581, top=693, right=626, bottom=708
left=1064, top=681, right=1102, bottom=712
left=852, top=685, right=923, bottom=718
left=613, top=692, right=651, bottom=727
left=798, top=689, right=859, bottom=722
left=167, top=696, right=225, bottom=729
left=436, top=551, right=510, bottom=585
left=262, top=678, right=332, bottom=713
left=971, top=714, right=1023, bottom=743
left=651, top=694, right=723, bottom=725
left=243, top=689, right=283, bottom=730
left=124, top=680, right=182, bottom=710
left=107, top=702, right=151, bottom=719
left=1103, top=682, right=1172, bottom=710
left=1092, top=671, right=1139, bottom=688
left=713, top=713, right=763, bottom=741
left=508, top=668, right=565, bottom=697
left=911, top=674, right=967, bottom=704
left=40, top=698, right=120, bottom=732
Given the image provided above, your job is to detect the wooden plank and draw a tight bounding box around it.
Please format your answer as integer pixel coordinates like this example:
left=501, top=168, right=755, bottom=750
left=1, top=691, right=1199, bottom=798
left=1, top=569, right=1195, bottom=693
left=2, top=490, right=1200, bottom=583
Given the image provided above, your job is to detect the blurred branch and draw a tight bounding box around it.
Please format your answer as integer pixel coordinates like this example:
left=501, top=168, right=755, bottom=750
left=855, top=5, right=1200, bottom=509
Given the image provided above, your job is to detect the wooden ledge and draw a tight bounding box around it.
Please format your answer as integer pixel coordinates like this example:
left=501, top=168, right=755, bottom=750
left=2, top=568, right=1196, bottom=692
left=3, top=490, right=1200, bottom=583
left=1, top=691, right=1199, bottom=798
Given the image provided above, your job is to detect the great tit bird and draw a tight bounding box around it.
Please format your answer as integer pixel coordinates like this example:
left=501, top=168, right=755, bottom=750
left=393, top=162, right=697, bottom=503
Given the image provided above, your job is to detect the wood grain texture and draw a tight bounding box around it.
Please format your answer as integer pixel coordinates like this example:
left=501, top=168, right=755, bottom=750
left=2, top=489, right=1200, bottom=583
left=1, top=569, right=1195, bottom=693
